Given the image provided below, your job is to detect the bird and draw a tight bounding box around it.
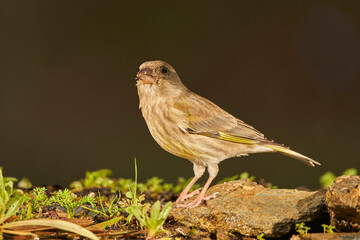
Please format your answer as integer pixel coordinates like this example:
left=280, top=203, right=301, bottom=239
left=135, top=60, right=320, bottom=208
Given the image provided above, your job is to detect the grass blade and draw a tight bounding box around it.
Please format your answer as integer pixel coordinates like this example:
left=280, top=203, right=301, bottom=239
left=1, top=219, right=99, bottom=240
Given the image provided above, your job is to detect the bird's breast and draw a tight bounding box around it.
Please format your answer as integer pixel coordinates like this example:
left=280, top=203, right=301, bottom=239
left=139, top=100, right=204, bottom=161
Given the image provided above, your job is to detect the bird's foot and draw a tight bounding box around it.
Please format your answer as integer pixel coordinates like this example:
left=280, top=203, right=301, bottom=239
left=202, top=192, right=218, bottom=201
left=176, top=188, right=202, bottom=203
left=176, top=192, right=219, bottom=208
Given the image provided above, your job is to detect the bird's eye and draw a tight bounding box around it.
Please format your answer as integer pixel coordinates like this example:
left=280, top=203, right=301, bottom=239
left=161, top=66, right=168, bottom=74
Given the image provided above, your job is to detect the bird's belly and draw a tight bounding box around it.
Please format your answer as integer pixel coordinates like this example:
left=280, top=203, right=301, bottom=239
left=147, top=123, right=245, bottom=163
left=149, top=125, right=204, bottom=161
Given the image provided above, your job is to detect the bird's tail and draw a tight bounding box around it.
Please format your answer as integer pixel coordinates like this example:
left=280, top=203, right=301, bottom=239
left=263, top=143, right=321, bottom=167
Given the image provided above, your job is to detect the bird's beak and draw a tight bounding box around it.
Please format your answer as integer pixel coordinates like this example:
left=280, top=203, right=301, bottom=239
left=136, top=67, right=157, bottom=85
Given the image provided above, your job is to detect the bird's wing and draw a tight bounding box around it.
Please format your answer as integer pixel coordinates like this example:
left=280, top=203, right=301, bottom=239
left=174, top=93, right=266, bottom=144
left=173, top=93, right=321, bottom=166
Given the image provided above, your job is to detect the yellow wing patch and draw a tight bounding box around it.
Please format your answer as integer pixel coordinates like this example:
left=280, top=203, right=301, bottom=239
left=195, top=131, right=258, bottom=144
left=218, top=132, right=259, bottom=144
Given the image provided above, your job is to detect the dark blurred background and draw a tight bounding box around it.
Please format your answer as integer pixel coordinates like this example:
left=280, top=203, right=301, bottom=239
left=1, top=1, right=359, bottom=189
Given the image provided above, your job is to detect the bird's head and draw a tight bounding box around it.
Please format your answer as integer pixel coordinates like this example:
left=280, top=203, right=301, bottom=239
left=136, top=60, right=183, bottom=88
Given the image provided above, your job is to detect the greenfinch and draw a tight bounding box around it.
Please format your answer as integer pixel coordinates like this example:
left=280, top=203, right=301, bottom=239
left=136, top=60, right=320, bottom=208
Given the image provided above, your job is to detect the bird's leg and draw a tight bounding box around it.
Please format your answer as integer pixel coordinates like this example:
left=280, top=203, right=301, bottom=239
left=176, top=163, right=205, bottom=203
left=177, top=163, right=219, bottom=208
left=176, top=176, right=200, bottom=202
left=177, top=175, right=216, bottom=208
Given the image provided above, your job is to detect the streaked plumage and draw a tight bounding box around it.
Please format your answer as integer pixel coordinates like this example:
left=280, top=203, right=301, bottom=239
left=136, top=60, right=320, bottom=208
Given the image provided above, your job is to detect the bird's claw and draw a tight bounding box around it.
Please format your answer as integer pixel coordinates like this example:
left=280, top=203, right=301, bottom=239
left=176, top=192, right=219, bottom=208
left=175, top=188, right=202, bottom=203
left=202, top=192, right=218, bottom=200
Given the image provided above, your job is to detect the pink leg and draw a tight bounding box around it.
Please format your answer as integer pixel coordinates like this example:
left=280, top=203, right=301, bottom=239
left=176, top=176, right=200, bottom=203
left=177, top=176, right=217, bottom=208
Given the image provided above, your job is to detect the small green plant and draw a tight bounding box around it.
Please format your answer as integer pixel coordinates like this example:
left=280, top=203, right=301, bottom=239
left=117, top=177, right=136, bottom=193
left=187, top=227, right=196, bottom=237
left=124, top=191, right=145, bottom=223
left=83, top=169, right=115, bottom=188
left=50, top=189, right=96, bottom=218
left=70, top=169, right=115, bottom=190
left=21, top=187, right=51, bottom=220
left=239, top=172, right=256, bottom=181
left=295, top=222, right=311, bottom=235
left=322, top=224, right=335, bottom=233
left=319, top=172, right=337, bottom=188
left=124, top=158, right=146, bottom=223
left=144, top=177, right=173, bottom=193
left=320, top=168, right=358, bottom=188
left=127, top=201, right=172, bottom=240
left=257, top=233, right=265, bottom=240
left=343, top=168, right=357, bottom=176
left=118, top=176, right=186, bottom=195
left=0, top=167, right=24, bottom=224
left=83, top=192, right=122, bottom=218
left=217, top=172, right=256, bottom=184
left=17, top=177, right=33, bottom=189
left=122, top=160, right=172, bottom=239
left=97, top=192, right=121, bottom=218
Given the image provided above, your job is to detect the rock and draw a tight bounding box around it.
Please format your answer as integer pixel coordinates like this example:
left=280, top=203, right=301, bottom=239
left=171, top=179, right=327, bottom=238
left=326, top=175, right=360, bottom=232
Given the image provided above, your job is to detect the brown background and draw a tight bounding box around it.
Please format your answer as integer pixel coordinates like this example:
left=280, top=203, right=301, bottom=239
left=1, top=1, right=359, bottom=189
